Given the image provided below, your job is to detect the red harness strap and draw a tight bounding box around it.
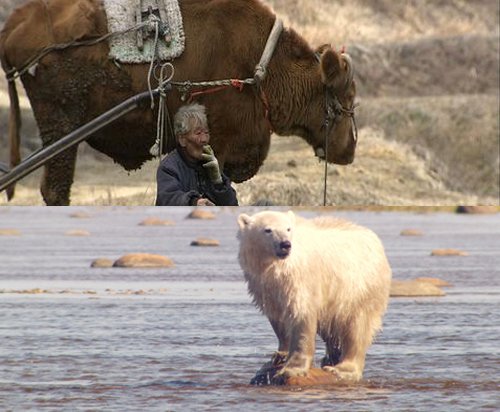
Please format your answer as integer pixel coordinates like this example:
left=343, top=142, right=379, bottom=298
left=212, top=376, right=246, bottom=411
left=185, top=79, right=274, bottom=134
left=230, top=79, right=245, bottom=91
left=187, top=79, right=246, bottom=103
left=187, top=85, right=229, bottom=103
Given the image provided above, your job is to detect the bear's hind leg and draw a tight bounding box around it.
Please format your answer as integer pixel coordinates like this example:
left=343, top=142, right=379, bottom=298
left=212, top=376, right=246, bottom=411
left=320, top=328, right=342, bottom=367
left=321, top=345, right=342, bottom=368
left=323, top=316, right=373, bottom=382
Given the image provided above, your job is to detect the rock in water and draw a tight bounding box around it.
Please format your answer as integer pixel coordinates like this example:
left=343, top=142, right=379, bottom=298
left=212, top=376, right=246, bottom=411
left=456, top=206, right=498, bottom=214
left=431, top=249, right=468, bottom=256
left=390, top=279, right=445, bottom=297
left=138, top=217, right=175, bottom=226
left=190, top=238, right=220, bottom=246
left=113, top=253, right=174, bottom=268
left=90, top=258, right=114, bottom=268
left=186, top=209, right=216, bottom=220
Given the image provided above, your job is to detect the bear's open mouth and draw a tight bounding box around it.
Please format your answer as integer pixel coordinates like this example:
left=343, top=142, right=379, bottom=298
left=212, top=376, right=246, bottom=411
left=276, top=251, right=290, bottom=259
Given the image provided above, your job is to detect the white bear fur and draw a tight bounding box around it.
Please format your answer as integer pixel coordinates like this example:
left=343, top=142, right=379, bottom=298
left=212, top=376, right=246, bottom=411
left=237, top=210, right=391, bottom=382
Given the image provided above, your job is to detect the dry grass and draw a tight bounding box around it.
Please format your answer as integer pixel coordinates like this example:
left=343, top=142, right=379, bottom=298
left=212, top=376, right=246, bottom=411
left=236, top=129, right=497, bottom=206
left=265, top=0, right=499, bottom=45
left=2, top=128, right=496, bottom=206
left=358, top=94, right=500, bottom=197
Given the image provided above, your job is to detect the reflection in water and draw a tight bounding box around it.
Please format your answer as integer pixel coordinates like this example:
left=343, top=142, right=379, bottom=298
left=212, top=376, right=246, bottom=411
left=0, top=207, right=499, bottom=410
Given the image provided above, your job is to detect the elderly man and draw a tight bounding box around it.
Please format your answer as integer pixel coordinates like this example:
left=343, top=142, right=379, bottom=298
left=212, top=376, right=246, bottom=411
left=155, top=103, right=238, bottom=206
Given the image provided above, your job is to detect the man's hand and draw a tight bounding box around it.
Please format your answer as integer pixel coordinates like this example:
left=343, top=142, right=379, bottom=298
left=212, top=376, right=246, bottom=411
left=196, top=198, right=215, bottom=206
left=201, top=145, right=223, bottom=184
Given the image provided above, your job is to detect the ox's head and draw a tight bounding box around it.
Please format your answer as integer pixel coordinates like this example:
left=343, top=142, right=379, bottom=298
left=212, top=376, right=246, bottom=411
left=311, top=46, right=357, bottom=165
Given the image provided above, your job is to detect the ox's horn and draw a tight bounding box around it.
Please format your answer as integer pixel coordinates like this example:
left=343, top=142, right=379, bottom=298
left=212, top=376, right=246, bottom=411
left=341, top=53, right=354, bottom=89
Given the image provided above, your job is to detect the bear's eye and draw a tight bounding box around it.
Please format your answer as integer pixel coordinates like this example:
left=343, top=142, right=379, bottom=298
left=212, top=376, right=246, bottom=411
left=287, top=227, right=291, bottom=232
left=264, top=228, right=272, bottom=234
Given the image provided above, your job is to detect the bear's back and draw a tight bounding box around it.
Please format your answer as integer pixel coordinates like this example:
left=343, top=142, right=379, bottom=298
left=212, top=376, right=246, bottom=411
left=294, top=215, right=376, bottom=248
left=292, top=215, right=390, bottom=287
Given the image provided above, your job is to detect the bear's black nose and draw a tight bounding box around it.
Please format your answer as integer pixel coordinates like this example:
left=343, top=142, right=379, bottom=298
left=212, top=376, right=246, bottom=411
left=280, top=241, right=291, bottom=251
left=277, top=241, right=291, bottom=258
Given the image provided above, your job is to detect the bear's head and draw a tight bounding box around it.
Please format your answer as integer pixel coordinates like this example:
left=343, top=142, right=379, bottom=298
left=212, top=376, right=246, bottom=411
left=237, top=211, right=295, bottom=260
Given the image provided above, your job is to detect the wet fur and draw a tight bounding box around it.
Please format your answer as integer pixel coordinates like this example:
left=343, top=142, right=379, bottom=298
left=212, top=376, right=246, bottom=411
left=238, top=211, right=391, bottom=382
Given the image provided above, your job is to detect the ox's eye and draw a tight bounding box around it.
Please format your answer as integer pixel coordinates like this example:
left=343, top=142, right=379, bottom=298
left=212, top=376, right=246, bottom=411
left=264, top=228, right=272, bottom=234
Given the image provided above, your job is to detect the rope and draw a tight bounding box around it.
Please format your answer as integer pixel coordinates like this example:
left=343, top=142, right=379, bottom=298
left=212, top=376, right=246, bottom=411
left=147, top=17, right=161, bottom=109
left=323, top=118, right=330, bottom=207
left=171, top=78, right=256, bottom=102
left=5, top=21, right=151, bottom=82
left=145, top=14, right=176, bottom=160
left=169, top=18, right=283, bottom=101
left=149, top=62, right=175, bottom=158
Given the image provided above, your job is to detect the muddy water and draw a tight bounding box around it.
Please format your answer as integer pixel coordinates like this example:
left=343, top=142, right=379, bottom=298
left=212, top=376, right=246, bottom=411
left=0, top=207, right=499, bottom=411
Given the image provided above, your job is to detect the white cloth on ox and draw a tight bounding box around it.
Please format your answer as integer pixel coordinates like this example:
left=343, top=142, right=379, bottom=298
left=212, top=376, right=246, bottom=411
left=103, top=0, right=185, bottom=63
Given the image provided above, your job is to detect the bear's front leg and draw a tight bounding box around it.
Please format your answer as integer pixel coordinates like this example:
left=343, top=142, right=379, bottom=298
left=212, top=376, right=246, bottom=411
left=269, top=317, right=290, bottom=353
left=250, top=318, right=290, bottom=385
left=250, top=351, right=288, bottom=385
left=271, top=315, right=317, bottom=385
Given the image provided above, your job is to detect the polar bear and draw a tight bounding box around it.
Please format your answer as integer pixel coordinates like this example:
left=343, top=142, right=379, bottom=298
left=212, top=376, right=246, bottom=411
left=237, top=210, right=391, bottom=383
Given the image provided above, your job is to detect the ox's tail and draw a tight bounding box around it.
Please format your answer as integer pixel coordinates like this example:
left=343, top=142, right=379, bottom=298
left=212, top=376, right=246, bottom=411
left=1, top=67, right=21, bottom=201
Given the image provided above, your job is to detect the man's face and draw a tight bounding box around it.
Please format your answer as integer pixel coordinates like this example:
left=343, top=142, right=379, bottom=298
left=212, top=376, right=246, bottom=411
left=179, top=121, right=210, bottom=160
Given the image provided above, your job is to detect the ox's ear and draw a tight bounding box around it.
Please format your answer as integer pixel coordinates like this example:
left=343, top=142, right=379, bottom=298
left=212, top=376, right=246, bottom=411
left=238, top=214, right=253, bottom=229
left=316, top=43, right=331, bottom=55
left=320, top=48, right=345, bottom=92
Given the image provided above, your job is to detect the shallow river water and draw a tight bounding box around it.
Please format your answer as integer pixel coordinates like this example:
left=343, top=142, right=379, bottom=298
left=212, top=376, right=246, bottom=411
left=0, top=207, right=499, bottom=411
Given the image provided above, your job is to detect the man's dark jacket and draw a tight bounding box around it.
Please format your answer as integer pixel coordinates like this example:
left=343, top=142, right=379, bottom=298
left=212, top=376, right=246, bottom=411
left=155, top=149, right=238, bottom=206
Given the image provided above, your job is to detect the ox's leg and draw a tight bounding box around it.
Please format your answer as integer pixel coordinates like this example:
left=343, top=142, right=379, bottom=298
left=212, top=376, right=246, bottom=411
left=22, top=71, right=83, bottom=205
left=37, top=116, right=79, bottom=205
left=40, top=146, right=78, bottom=206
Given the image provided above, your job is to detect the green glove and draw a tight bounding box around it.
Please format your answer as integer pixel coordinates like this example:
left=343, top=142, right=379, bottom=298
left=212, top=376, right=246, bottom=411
left=201, top=145, right=222, bottom=184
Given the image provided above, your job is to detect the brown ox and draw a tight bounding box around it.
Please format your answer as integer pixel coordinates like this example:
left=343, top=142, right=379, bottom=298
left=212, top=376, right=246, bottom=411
left=0, top=0, right=357, bottom=205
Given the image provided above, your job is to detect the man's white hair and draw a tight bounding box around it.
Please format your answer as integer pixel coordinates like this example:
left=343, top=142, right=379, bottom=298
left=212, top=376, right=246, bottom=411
left=174, top=103, right=208, bottom=137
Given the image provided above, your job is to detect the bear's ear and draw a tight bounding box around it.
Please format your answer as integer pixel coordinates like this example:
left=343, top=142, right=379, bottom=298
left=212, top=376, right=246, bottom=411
left=238, top=214, right=253, bottom=229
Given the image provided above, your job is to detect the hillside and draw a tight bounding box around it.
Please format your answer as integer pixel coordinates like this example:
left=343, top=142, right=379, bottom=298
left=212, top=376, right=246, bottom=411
left=0, top=0, right=498, bottom=205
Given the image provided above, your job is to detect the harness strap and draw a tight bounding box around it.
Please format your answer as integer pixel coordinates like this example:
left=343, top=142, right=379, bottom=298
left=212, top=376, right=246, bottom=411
left=254, top=18, right=283, bottom=85
left=187, top=85, right=231, bottom=103
left=323, top=90, right=332, bottom=206
left=179, top=19, right=283, bottom=132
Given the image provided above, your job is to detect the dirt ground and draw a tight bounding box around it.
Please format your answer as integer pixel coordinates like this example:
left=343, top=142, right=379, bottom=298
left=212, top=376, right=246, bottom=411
left=1, top=129, right=495, bottom=206
left=0, top=0, right=498, bottom=206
